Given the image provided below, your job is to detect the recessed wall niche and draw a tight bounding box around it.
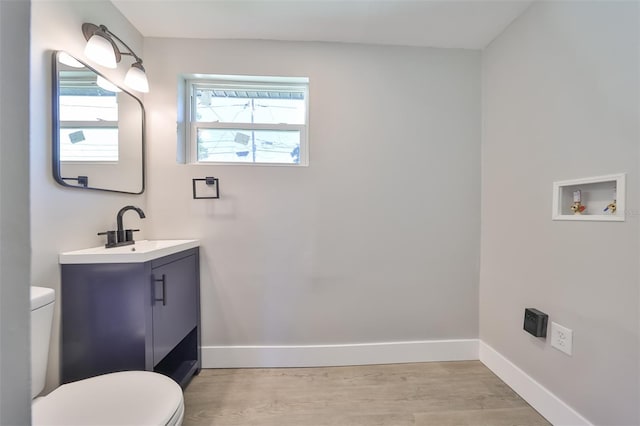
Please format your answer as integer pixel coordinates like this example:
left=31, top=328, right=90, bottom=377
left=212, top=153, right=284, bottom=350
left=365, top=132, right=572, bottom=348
left=552, top=174, right=625, bottom=221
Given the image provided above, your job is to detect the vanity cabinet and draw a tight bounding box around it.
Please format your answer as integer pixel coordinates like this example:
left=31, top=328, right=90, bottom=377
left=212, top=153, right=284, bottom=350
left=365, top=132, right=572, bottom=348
left=60, top=247, right=200, bottom=388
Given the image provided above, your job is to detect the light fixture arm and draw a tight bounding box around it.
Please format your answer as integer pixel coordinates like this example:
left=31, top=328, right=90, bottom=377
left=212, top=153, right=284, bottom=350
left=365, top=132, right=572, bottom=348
left=82, top=23, right=144, bottom=65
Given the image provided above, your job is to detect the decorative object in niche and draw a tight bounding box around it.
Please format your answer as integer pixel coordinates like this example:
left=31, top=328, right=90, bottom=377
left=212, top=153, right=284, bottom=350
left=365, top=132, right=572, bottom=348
left=604, top=201, right=617, bottom=214
left=570, top=190, right=585, bottom=215
left=52, top=50, right=145, bottom=194
left=552, top=173, right=625, bottom=221
left=82, top=23, right=149, bottom=93
left=570, top=202, right=585, bottom=215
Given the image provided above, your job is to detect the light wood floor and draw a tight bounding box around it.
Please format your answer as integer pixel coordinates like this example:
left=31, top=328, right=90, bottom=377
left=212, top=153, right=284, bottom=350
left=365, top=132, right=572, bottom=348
left=183, top=361, right=550, bottom=425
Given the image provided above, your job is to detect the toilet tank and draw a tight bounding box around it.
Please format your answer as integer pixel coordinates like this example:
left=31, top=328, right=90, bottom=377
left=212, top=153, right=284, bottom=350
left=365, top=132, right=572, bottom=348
left=30, top=287, right=55, bottom=398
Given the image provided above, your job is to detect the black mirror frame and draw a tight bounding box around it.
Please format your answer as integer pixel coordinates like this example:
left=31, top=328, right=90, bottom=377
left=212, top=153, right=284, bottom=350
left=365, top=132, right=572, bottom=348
left=51, top=50, right=146, bottom=195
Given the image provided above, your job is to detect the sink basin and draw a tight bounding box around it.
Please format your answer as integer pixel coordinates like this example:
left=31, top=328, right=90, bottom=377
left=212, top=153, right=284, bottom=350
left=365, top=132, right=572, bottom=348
left=59, top=240, right=200, bottom=264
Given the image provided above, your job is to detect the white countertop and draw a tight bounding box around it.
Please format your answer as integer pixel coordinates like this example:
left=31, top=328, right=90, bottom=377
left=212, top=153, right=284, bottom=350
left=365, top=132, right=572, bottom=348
left=59, top=239, right=200, bottom=264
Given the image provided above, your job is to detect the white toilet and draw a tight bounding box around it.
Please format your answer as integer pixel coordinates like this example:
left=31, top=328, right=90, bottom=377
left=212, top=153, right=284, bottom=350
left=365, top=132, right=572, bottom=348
left=30, top=286, right=185, bottom=425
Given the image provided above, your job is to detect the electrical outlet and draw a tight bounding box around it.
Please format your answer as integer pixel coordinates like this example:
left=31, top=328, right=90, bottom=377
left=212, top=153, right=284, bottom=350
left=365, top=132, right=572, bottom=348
left=550, top=322, right=573, bottom=356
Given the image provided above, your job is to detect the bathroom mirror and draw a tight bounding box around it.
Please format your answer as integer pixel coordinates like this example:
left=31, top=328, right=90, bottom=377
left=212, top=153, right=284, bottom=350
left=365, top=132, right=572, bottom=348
left=52, top=50, right=145, bottom=194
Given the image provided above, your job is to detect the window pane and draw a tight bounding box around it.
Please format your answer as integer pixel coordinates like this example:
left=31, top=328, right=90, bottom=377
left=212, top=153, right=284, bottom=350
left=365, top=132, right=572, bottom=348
left=197, top=129, right=301, bottom=164
left=60, top=94, right=118, bottom=122
left=194, top=89, right=305, bottom=125
left=60, top=128, right=119, bottom=162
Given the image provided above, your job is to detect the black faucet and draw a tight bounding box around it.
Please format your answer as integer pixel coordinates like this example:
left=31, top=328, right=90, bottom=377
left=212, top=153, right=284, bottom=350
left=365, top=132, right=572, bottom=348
left=116, top=205, right=146, bottom=244
left=98, top=206, right=146, bottom=248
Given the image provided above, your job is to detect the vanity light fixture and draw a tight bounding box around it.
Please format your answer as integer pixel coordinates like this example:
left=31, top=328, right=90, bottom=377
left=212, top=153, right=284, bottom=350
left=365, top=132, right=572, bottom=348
left=82, top=22, right=149, bottom=93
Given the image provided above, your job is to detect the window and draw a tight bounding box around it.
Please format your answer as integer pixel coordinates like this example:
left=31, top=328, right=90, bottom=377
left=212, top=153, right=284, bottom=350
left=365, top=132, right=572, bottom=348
left=59, top=71, right=119, bottom=162
left=185, top=77, right=308, bottom=165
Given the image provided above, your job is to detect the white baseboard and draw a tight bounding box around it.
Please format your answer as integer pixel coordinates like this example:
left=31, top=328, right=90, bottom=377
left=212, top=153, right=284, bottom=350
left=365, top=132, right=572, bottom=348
left=202, top=339, right=479, bottom=368
left=479, top=341, right=592, bottom=426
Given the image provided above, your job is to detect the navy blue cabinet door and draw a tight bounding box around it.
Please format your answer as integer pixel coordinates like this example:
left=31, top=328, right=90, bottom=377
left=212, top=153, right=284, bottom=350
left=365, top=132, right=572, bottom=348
left=61, top=263, right=151, bottom=383
left=152, top=254, right=198, bottom=365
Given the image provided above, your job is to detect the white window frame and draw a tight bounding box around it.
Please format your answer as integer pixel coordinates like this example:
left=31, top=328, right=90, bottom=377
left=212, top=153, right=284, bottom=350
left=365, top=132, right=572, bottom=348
left=185, top=77, right=309, bottom=166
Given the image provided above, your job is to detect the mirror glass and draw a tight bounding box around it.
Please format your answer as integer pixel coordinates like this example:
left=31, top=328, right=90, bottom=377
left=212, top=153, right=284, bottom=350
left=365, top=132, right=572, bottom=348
left=52, top=50, right=144, bottom=194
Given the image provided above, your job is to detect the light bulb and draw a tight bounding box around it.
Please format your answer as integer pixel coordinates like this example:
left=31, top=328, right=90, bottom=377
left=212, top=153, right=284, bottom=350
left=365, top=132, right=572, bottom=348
left=124, top=62, right=149, bottom=93
left=84, top=32, right=117, bottom=69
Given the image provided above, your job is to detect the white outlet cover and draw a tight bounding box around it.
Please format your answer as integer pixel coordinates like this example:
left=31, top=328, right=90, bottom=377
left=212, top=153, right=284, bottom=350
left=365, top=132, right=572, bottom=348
left=551, top=322, right=573, bottom=356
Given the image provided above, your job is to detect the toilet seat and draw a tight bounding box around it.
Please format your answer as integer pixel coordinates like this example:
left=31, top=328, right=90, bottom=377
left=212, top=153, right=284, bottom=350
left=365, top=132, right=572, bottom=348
left=32, top=371, right=184, bottom=426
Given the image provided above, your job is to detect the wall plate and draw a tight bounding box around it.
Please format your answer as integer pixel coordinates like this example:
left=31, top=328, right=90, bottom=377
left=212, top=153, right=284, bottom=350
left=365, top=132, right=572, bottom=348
left=550, top=322, right=573, bottom=356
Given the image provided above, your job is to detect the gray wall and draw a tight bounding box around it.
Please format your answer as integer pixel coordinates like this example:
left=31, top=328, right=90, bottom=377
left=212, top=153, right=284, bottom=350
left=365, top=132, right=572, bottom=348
left=143, top=39, right=481, bottom=348
left=29, top=0, right=482, bottom=391
left=0, top=0, right=31, bottom=424
left=480, top=1, right=639, bottom=424
left=30, top=0, right=146, bottom=390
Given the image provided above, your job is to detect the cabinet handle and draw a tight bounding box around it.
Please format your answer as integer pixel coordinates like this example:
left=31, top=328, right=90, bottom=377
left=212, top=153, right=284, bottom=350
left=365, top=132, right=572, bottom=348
left=154, top=274, right=167, bottom=306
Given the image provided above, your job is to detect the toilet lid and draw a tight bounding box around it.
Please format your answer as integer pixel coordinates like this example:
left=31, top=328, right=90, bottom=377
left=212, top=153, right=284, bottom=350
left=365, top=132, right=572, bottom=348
left=32, top=371, right=184, bottom=426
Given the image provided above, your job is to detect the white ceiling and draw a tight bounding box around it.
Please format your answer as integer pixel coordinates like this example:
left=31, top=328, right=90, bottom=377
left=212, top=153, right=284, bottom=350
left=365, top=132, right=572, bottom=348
left=111, top=0, right=534, bottom=49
